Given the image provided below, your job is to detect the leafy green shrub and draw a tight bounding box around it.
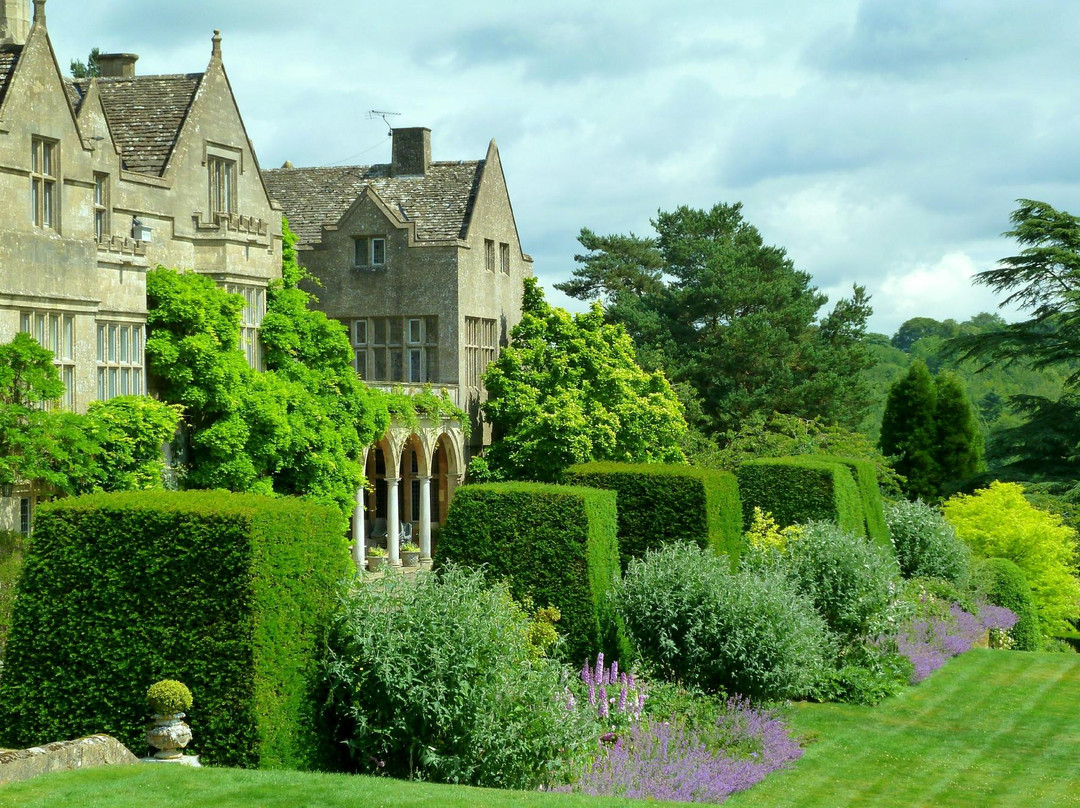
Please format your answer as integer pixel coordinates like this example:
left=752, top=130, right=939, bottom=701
left=568, top=462, right=742, bottom=565
left=811, top=642, right=913, bottom=705
left=812, top=455, right=892, bottom=548
left=749, top=521, right=901, bottom=642
left=613, top=542, right=831, bottom=700
left=945, top=482, right=1080, bottom=635
left=147, top=679, right=193, bottom=716
left=736, top=457, right=864, bottom=537
left=325, top=567, right=595, bottom=789
left=0, top=529, right=23, bottom=666
left=972, top=557, right=1040, bottom=651
left=0, top=491, right=348, bottom=769
left=884, top=499, right=971, bottom=588
left=436, top=482, right=625, bottom=663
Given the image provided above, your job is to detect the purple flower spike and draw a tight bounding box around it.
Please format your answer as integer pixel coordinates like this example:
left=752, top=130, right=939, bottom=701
left=610, top=660, right=618, bottom=684
left=596, top=652, right=605, bottom=685
left=598, top=686, right=609, bottom=718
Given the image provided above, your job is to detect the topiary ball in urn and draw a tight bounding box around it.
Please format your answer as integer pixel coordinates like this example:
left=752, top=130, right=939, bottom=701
left=146, top=679, right=193, bottom=760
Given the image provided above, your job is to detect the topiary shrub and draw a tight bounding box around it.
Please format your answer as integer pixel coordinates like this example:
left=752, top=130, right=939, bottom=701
left=884, top=499, right=971, bottom=588
left=748, top=521, right=901, bottom=643
left=147, top=679, right=193, bottom=717
left=613, top=542, right=831, bottom=701
left=972, top=557, right=1040, bottom=651
left=810, top=455, right=891, bottom=549
left=326, top=566, right=596, bottom=789
left=436, top=482, right=625, bottom=664
left=736, top=457, right=864, bottom=537
left=0, top=529, right=23, bottom=667
left=567, top=462, right=742, bottom=565
left=0, top=491, right=349, bottom=769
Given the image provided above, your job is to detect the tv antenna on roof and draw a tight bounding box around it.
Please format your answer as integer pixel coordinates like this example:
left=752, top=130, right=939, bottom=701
left=368, top=110, right=401, bottom=136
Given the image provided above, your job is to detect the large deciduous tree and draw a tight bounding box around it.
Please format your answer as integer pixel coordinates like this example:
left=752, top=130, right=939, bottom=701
left=480, top=277, right=686, bottom=482
left=556, top=203, right=873, bottom=441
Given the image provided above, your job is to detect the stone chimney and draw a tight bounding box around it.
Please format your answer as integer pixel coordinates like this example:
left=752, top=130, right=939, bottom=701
left=391, top=127, right=431, bottom=177
left=98, top=53, right=138, bottom=78
left=0, top=0, right=31, bottom=46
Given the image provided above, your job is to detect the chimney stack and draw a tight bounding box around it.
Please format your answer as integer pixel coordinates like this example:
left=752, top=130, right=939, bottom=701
left=391, top=127, right=431, bottom=177
left=0, top=0, right=31, bottom=46
left=98, top=53, right=138, bottom=78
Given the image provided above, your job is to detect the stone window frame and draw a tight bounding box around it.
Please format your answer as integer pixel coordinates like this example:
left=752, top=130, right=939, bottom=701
left=351, top=315, right=438, bottom=383
left=484, top=239, right=495, bottom=272
left=225, top=283, right=266, bottom=370
left=93, top=172, right=110, bottom=242
left=30, top=136, right=59, bottom=230
left=464, top=316, right=497, bottom=391
left=500, top=242, right=510, bottom=275
left=20, top=310, right=75, bottom=410
left=96, top=320, right=144, bottom=401
left=353, top=236, right=387, bottom=268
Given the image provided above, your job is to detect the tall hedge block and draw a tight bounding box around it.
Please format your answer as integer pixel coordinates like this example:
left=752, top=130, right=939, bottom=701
left=567, top=462, right=743, bottom=564
left=808, top=455, right=891, bottom=549
left=0, top=491, right=349, bottom=770
left=736, top=457, right=864, bottom=536
left=436, top=483, right=625, bottom=664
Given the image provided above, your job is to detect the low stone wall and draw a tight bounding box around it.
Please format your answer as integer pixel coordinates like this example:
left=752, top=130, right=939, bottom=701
left=0, top=734, right=137, bottom=786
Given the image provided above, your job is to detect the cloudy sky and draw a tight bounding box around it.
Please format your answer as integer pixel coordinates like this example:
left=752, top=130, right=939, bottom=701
left=44, top=0, right=1080, bottom=336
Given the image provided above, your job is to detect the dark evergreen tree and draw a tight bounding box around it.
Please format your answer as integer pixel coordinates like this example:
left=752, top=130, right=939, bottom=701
left=556, top=203, right=873, bottom=440
left=880, top=360, right=938, bottom=500
left=933, top=371, right=983, bottom=492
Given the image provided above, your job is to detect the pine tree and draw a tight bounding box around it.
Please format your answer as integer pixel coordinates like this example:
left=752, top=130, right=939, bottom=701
left=880, top=359, right=939, bottom=500
left=933, top=371, right=983, bottom=492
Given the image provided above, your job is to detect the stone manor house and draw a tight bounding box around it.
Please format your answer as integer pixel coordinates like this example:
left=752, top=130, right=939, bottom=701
left=0, top=0, right=531, bottom=566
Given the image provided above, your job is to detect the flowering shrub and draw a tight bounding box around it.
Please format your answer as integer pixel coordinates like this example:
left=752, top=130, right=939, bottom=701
left=884, top=500, right=971, bottom=588
left=562, top=698, right=803, bottom=803
left=579, top=653, right=646, bottom=728
left=890, top=601, right=1018, bottom=683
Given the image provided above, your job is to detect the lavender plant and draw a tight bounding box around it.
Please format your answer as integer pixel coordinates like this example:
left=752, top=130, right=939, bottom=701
left=890, top=600, right=1018, bottom=683
left=561, top=698, right=803, bottom=803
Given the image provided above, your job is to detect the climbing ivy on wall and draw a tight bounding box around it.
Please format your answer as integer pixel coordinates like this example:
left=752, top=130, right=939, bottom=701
left=145, top=218, right=391, bottom=525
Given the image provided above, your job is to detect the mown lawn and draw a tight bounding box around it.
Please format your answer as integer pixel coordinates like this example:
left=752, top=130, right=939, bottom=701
left=730, top=649, right=1080, bottom=807
left=2, top=650, right=1078, bottom=807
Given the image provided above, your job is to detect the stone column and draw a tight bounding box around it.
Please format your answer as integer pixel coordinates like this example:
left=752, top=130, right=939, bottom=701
left=387, top=476, right=401, bottom=567
left=419, top=474, right=432, bottom=562
left=352, top=484, right=366, bottom=571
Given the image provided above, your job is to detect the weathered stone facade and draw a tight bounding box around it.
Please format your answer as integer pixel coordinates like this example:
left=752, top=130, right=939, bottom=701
left=263, top=128, right=533, bottom=455
left=0, top=0, right=281, bottom=531
left=0, top=734, right=137, bottom=785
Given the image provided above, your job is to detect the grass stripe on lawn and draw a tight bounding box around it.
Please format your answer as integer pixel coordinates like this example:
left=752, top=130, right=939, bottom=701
left=728, top=649, right=1080, bottom=808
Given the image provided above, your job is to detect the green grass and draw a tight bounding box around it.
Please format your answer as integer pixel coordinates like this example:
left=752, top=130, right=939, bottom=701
left=729, top=649, right=1080, bottom=807
left=3, top=650, right=1079, bottom=807
left=0, top=764, right=693, bottom=808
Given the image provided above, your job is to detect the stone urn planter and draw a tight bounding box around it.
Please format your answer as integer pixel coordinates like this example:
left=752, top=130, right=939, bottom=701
left=367, top=548, right=388, bottom=572
left=145, top=679, right=194, bottom=761
left=401, top=543, right=421, bottom=568
left=147, top=713, right=193, bottom=760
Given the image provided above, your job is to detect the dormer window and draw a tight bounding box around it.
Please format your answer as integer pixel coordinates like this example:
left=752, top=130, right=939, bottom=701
left=31, top=137, right=58, bottom=229
left=353, top=236, right=386, bottom=268
left=209, top=155, right=236, bottom=215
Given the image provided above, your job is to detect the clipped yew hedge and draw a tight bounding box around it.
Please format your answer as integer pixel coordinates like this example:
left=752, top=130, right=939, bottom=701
left=0, top=491, right=349, bottom=769
left=974, top=557, right=1040, bottom=651
left=567, top=462, right=742, bottom=565
left=736, top=457, right=864, bottom=536
left=436, top=482, right=625, bottom=663
left=808, top=455, right=891, bottom=549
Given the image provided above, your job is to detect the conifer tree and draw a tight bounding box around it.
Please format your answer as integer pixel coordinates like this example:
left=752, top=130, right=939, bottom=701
left=880, top=359, right=938, bottom=500
left=933, top=371, right=983, bottom=491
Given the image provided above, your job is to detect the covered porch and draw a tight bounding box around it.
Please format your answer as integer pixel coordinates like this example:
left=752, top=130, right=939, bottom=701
left=350, top=416, right=466, bottom=570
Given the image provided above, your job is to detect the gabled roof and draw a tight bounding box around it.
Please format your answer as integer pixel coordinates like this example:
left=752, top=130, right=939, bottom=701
left=0, top=46, right=21, bottom=111
left=69, top=73, right=204, bottom=176
left=262, top=161, right=485, bottom=245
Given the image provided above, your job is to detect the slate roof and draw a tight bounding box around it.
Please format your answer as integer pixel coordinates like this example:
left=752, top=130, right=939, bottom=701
left=263, top=161, right=485, bottom=245
left=0, top=46, right=21, bottom=111
left=69, top=73, right=204, bottom=177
